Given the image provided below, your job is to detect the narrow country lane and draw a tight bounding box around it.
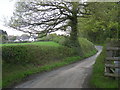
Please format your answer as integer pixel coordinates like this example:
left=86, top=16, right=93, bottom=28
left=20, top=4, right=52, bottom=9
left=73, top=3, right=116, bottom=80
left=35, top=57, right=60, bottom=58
left=14, top=46, right=102, bottom=88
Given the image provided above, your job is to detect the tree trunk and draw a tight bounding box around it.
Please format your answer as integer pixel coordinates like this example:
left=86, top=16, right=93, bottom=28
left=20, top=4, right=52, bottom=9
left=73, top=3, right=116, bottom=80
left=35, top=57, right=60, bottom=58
left=68, top=2, right=83, bottom=56
left=70, top=2, right=78, bottom=42
left=70, top=16, right=78, bottom=42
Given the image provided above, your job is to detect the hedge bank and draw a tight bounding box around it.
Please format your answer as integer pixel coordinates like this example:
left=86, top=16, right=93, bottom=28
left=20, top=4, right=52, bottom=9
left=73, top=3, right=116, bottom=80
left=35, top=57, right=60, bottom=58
left=2, top=38, right=97, bottom=88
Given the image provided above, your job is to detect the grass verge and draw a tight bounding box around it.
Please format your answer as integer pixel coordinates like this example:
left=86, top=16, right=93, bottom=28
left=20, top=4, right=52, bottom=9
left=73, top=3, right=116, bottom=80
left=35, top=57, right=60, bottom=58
left=3, top=49, right=97, bottom=88
left=90, top=45, right=119, bottom=88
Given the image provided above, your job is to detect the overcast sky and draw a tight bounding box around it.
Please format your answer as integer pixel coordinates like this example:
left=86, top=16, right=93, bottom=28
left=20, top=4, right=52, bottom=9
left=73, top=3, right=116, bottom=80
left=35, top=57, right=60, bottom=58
left=0, top=0, right=27, bottom=36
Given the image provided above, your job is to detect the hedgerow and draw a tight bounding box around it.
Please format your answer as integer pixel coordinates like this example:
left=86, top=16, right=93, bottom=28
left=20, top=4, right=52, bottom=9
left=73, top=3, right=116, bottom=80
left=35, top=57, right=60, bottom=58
left=2, top=45, right=77, bottom=64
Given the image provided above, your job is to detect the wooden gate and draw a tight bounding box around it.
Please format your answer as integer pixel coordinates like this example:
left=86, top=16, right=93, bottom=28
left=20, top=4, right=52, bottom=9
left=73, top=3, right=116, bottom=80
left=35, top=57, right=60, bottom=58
left=105, top=41, right=120, bottom=79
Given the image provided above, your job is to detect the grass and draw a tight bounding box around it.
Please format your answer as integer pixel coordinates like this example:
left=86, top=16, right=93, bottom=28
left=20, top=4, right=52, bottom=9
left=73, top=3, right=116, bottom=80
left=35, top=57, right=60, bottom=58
left=3, top=49, right=97, bottom=88
left=1, top=41, right=60, bottom=47
left=90, top=45, right=119, bottom=88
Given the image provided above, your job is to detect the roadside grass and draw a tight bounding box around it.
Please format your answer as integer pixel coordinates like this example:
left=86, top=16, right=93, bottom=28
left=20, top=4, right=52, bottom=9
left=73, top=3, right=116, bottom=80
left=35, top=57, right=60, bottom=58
left=90, top=45, right=119, bottom=88
left=3, top=49, right=97, bottom=88
left=1, top=41, right=60, bottom=47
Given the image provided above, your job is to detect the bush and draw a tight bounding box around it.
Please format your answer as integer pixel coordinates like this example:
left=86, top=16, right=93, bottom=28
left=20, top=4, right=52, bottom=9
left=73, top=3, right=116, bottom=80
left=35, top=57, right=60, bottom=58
left=2, top=45, right=31, bottom=64
left=52, top=36, right=66, bottom=45
left=2, top=45, right=77, bottom=64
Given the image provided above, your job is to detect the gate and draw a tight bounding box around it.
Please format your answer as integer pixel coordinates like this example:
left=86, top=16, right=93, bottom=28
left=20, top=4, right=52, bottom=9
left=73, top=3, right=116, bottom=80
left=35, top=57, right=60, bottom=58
left=105, top=40, right=120, bottom=79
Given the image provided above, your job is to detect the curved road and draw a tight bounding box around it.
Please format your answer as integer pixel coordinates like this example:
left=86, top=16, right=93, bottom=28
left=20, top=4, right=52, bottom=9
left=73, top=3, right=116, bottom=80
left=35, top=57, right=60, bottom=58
left=15, top=46, right=102, bottom=88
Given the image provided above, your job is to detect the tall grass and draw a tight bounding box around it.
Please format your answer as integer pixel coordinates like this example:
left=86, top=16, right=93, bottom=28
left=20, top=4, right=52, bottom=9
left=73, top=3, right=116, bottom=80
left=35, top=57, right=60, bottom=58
left=90, top=45, right=118, bottom=88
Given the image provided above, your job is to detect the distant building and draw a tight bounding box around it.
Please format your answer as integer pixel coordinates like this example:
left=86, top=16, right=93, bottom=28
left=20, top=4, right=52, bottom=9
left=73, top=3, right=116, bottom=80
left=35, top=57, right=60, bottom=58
left=29, top=35, right=37, bottom=41
left=29, top=37, right=34, bottom=41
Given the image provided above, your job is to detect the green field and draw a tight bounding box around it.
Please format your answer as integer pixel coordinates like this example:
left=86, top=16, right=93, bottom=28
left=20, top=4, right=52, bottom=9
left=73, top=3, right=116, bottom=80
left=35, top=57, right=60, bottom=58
left=1, top=41, right=60, bottom=47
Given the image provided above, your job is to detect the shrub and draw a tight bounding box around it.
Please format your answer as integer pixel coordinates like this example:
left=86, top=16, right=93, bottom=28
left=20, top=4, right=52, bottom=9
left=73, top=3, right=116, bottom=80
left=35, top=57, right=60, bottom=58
left=52, top=36, right=66, bottom=45
left=2, top=45, right=77, bottom=64
left=2, top=45, right=31, bottom=64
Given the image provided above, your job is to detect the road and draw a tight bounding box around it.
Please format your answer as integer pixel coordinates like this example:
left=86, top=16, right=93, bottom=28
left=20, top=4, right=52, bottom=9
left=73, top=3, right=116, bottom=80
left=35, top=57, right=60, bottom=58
left=15, top=46, right=102, bottom=88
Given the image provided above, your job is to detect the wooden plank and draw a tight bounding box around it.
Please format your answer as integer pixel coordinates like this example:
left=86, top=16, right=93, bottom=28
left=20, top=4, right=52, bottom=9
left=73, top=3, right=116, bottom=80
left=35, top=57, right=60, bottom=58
left=105, top=73, right=120, bottom=77
left=106, top=47, right=120, bottom=51
left=106, top=57, right=120, bottom=61
left=105, top=64, right=120, bottom=68
left=110, top=68, right=115, bottom=73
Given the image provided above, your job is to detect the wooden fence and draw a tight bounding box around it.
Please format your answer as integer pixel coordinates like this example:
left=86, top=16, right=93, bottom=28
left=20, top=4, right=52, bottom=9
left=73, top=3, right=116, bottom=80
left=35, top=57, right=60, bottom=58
left=105, top=45, right=120, bottom=79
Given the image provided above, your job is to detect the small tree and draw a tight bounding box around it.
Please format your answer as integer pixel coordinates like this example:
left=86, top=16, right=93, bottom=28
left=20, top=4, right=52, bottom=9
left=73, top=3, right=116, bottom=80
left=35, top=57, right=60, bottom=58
left=0, top=30, right=8, bottom=43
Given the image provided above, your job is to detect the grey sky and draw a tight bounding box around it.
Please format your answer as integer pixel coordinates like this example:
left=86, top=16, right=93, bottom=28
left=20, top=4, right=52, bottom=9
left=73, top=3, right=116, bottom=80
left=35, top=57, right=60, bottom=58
left=0, top=0, right=26, bottom=36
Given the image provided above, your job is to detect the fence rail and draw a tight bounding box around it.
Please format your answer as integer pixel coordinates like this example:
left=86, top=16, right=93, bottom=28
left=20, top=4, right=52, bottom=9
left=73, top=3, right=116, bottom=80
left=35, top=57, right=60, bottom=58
left=105, top=64, right=120, bottom=68
left=106, top=57, right=120, bottom=61
left=106, top=47, right=120, bottom=50
left=105, top=73, right=120, bottom=78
